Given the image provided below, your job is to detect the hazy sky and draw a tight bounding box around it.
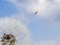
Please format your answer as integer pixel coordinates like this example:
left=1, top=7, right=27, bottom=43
left=0, top=0, right=60, bottom=45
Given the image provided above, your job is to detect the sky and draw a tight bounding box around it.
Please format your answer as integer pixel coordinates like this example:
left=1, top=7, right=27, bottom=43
left=0, top=0, right=60, bottom=45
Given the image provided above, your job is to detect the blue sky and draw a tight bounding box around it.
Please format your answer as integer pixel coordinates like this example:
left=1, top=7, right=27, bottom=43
left=0, top=0, right=60, bottom=45
left=0, top=0, right=18, bottom=17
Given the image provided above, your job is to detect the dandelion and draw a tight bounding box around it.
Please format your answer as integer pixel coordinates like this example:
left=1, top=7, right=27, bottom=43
left=0, top=18, right=31, bottom=45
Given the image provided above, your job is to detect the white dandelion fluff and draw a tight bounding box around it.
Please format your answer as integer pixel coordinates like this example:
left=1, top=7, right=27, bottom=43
left=0, top=18, right=31, bottom=45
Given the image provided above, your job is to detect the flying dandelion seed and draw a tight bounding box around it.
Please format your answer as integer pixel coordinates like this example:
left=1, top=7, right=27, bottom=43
left=35, top=10, right=38, bottom=15
left=0, top=18, right=31, bottom=45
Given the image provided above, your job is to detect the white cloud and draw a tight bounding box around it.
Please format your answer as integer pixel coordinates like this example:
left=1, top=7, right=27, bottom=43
left=6, top=0, right=60, bottom=17
left=0, top=17, right=31, bottom=45
left=28, top=0, right=60, bottom=17
left=5, top=0, right=60, bottom=25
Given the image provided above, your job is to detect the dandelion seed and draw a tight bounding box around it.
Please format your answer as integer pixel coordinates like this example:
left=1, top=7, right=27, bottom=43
left=1, top=33, right=16, bottom=45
